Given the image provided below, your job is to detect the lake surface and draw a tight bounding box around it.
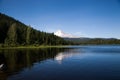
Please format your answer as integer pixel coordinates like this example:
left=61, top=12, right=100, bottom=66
left=0, top=45, right=120, bottom=80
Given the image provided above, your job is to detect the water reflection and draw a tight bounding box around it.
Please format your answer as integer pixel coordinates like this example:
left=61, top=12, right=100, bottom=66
left=0, top=48, right=70, bottom=80
left=55, top=49, right=81, bottom=64
left=1, top=46, right=120, bottom=80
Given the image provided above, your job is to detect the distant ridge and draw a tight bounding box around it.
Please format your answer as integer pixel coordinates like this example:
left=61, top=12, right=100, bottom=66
left=64, top=37, right=120, bottom=45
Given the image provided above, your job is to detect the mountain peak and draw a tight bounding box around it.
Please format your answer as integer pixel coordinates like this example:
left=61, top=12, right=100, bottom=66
left=54, top=30, right=79, bottom=38
left=55, top=30, right=64, bottom=36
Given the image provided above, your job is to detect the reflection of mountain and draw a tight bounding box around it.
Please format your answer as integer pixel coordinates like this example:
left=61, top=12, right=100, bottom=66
left=0, top=48, right=68, bottom=80
left=55, top=49, right=80, bottom=63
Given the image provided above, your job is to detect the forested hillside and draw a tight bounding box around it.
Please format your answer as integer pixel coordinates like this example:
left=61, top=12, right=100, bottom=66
left=0, top=13, right=68, bottom=46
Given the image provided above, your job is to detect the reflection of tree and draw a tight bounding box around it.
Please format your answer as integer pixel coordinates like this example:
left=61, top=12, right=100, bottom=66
left=0, top=48, right=68, bottom=80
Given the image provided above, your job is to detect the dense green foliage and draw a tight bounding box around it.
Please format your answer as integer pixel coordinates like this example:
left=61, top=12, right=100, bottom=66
left=0, top=13, right=68, bottom=47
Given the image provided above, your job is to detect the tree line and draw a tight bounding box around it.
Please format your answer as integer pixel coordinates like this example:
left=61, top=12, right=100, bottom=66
left=0, top=13, right=69, bottom=47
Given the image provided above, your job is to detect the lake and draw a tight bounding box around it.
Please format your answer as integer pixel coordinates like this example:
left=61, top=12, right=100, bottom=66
left=0, top=45, right=120, bottom=80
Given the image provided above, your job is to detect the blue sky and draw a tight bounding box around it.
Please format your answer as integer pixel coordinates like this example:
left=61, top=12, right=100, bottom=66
left=0, top=0, right=120, bottom=38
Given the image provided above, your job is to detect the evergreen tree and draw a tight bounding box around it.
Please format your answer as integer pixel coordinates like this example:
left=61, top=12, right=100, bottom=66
left=5, top=23, right=18, bottom=46
left=26, top=27, right=32, bottom=44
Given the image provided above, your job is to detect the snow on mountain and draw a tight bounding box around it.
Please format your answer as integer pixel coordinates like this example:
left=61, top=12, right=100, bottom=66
left=54, top=30, right=79, bottom=38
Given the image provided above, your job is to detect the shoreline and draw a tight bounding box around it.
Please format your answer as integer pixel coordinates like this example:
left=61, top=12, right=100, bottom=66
left=0, top=44, right=120, bottom=49
left=0, top=45, right=70, bottom=49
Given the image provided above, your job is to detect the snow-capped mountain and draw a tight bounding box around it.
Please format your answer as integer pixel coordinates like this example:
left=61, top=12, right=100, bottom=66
left=54, top=30, right=79, bottom=38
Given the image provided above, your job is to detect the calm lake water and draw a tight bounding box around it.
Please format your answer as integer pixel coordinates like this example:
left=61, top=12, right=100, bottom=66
left=0, top=45, right=120, bottom=80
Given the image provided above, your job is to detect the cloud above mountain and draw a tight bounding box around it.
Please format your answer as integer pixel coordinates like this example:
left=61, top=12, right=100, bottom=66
left=54, top=30, right=80, bottom=38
